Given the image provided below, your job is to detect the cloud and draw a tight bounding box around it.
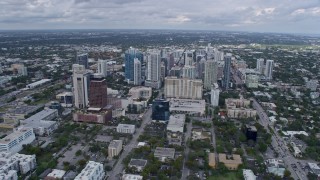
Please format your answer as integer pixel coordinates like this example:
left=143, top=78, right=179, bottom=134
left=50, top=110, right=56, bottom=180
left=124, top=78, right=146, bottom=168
left=0, top=0, right=319, bottom=33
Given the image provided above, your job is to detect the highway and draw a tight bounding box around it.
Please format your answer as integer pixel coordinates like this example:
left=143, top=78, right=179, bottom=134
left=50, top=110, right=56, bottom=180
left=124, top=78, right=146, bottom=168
left=108, top=108, right=152, bottom=179
left=252, top=98, right=307, bottom=180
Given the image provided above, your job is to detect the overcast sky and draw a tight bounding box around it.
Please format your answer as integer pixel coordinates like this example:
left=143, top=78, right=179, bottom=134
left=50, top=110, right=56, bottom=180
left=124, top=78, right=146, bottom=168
left=0, top=0, right=320, bottom=34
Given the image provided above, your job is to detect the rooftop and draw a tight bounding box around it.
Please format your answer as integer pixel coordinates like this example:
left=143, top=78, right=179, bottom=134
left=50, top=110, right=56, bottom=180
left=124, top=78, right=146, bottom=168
left=129, top=159, right=147, bottom=167
left=0, top=127, right=33, bottom=144
left=117, top=124, right=135, bottom=129
left=46, top=169, right=66, bottom=179
left=109, top=140, right=123, bottom=148
left=167, top=114, right=185, bottom=129
left=154, top=147, right=175, bottom=158
left=218, top=154, right=242, bottom=165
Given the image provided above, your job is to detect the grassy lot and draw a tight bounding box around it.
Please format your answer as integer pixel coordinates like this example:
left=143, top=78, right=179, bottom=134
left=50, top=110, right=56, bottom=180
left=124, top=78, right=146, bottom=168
left=209, top=172, right=241, bottom=180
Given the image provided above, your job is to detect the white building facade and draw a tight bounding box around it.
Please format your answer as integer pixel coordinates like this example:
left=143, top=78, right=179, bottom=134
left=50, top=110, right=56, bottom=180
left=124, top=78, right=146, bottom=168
left=74, top=161, right=105, bottom=180
left=211, top=83, right=220, bottom=107
left=133, top=58, right=141, bottom=85
left=72, top=64, right=90, bottom=109
left=117, top=124, right=135, bottom=134
left=204, top=60, right=218, bottom=89
left=0, top=128, right=35, bottom=154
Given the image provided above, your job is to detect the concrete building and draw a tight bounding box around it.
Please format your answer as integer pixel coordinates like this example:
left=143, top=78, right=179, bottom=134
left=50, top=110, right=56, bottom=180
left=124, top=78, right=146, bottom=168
left=26, top=79, right=51, bottom=89
left=97, top=59, right=108, bottom=77
left=218, top=154, right=242, bottom=170
left=76, top=53, right=89, bottom=69
left=197, top=58, right=206, bottom=79
left=125, top=47, right=143, bottom=82
left=133, top=58, right=141, bottom=85
left=307, top=163, right=320, bottom=176
left=56, top=92, right=73, bottom=107
left=0, top=170, right=17, bottom=180
left=74, top=161, right=105, bottom=180
left=164, top=77, right=203, bottom=99
left=128, top=159, right=147, bottom=172
left=12, top=64, right=27, bottom=76
left=73, top=108, right=112, bottom=124
left=145, top=51, right=161, bottom=89
left=154, top=147, right=175, bottom=162
left=265, top=159, right=285, bottom=177
left=122, top=174, right=143, bottom=180
left=256, top=58, right=264, bottom=74
left=225, top=98, right=257, bottom=119
left=211, top=83, right=220, bottom=107
left=108, top=140, right=123, bottom=159
left=204, top=60, right=218, bottom=89
left=167, top=131, right=183, bottom=146
left=184, top=51, right=194, bottom=66
left=128, top=86, right=152, bottom=100
left=0, top=152, right=37, bottom=175
left=245, top=74, right=259, bottom=88
left=243, top=169, right=256, bottom=180
left=223, top=53, right=232, bottom=89
left=181, top=65, right=196, bottom=79
left=72, top=64, right=90, bottom=109
left=0, top=128, right=35, bottom=154
left=264, top=59, right=274, bottom=80
left=46, top=169, right=66, bottom=180
left=167, top=114, right=185, bottom=133
left=20, top=109, right=59, bottom=136
left=169, top=98, right=206, bottom=116
left=117, top=124, right=135, bottom=134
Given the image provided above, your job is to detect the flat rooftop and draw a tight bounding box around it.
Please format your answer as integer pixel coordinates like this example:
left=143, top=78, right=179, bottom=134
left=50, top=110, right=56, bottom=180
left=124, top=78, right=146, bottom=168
left=117, top=124, right=135, bottom=129
left=0, top=127, right=33, bottom=144
left=154, top=147, right=175, bottom=157
left=129, top=159, right=147, bottom=167
left=167, top=114, right=185, bottom=129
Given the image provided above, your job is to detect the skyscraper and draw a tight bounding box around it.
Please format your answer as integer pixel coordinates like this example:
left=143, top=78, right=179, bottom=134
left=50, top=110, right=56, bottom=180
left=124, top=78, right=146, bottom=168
left=204, top=60, right=218, bottom=89
left=197, top=58, right=206, bottom=79
left=76, top=53, right=89, bottom=69
left=214, top=49, right=224, bottom=61
left=184, top=51, right=194, bottom=66
left=125, top=47, right=143, bottom=82
left=223, top=54, right=232, bottom=89
left=264, top=59, right=274, bottom=80
left=152, top=99, right=170, bottom=121
left=97, top=59, right=108, bottom=77
left=89, top=76, right=108, bottom=108
left=72, top=64, right=90, bottom=109
left=133, top=58, right=141, bottom=85
left=145, top=51, right=161, bottom=88
left=181, top=65, right=196, bottom=79
left=211, top=83, right=220, bottom=107
left=164, top=77, right=203, bottom=99
left=256, top=58, right=264, bottom=74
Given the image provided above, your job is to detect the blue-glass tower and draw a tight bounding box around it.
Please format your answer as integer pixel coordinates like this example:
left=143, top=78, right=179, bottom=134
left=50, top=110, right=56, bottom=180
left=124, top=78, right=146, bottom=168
left=125, top=48, right=143, bottom=82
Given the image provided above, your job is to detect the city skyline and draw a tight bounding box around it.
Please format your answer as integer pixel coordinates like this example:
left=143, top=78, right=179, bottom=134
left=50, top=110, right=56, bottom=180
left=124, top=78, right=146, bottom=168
left=0, top=0, right=320, bottom=34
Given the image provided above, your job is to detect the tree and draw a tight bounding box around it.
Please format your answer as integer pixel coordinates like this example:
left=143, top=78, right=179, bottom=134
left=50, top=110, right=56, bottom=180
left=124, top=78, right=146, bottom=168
left=284, top=170, right=291, bottom=178
left=75, top=150, right=82, bottom=156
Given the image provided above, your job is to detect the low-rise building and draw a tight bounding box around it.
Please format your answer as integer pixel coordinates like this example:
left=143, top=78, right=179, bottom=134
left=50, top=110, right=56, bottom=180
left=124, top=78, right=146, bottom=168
left=290, top=142, right=302, bottom=157
left=45, top=169, right=66, bottom=180
left=20, top=109, right=59, bottom=136
left=191, top=128, right=211, bottom=141
left=128, top=159, right=147, bottom=172
left=0, top=152, right=37, bottom=175
left=0, top=170, right=18, bottom=180
left=0, top=128, right=35, bottom=154
left=56, top=92, right=73, bottom=107
left=245, top=74, right=259, bottom=88
left=307, top=163, right=320, bottom=176
left=243, top=169, right=256, bottom=180
left=128, top=86, right=152, bottom=100
left=169, top=99, right=205, bottom=116
left=208, top=153, right=216, bottom=169
left=154, top=147, right=175, bottom=162
left=73, top=108, right=112, bottom=124
left=108, top=140, right=123, bottom=159
left=167, top=131, right=183, bottom=146
left=26, top=79, right=51, bottom=89
left=218, top=154, right=243, bottom=170
left=167, top=114, right=185, bottom=133
left=117, top=124, right=135, bottom=134
left=122, top=174, right=143, bottom=180
left=225, top=98, right=257, bottom=119
left=74, top=161, right=105, bottom=180
left=265, top=159, right=285, bottom=177
left=282, top=131, right=308, bottom=137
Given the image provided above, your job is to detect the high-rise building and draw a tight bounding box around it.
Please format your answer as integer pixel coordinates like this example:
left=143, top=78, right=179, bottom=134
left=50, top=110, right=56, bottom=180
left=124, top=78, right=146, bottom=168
left=182, top=65, right=196, bottom=79
left=167, top=53, right=175, bottom=74
left=133, top=58, right=141, bottom=85
left=164, top=77, right=203, bottom=99
left=152, top=99, right=170, bottom=121
left=197, top=58, right=206, bottom=79
left=125, top=47, right=143, bottom=82
left=245, top=74, right=259, bottom=88
left=211, top=83, right=220, bottom=107
left=145, top=51, right=161, bottom=89
left=76, top=53, right=89, bottom=69
left=256, top=58, right=264, bottom=74
left=184, top=51, right=194, bottom=66
left=89, top=76, right=108, bottom=108
left=264, top=60, right=274, bottom=80
left=97, top=59, right=108, bottom=77
left=72, top=64, right=90, bottom=109
left=223, top=54, right=232, bottom=89
left=204, top=60, right=218, bottom=89
left=214, top=49, right=224, bottom=61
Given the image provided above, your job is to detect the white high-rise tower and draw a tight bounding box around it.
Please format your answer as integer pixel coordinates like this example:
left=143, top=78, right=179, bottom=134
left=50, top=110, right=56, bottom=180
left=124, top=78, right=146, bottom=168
left=264, top=59, right=274, bottom=80
left=256, top=58, right=264, bottom=74
left=145, top=51, right=161, bottom=88
left=72, top=64, right=90, bottom=109
left=97, top=59, right=108, bottom=77
left=211, top=83, right=220, bottom=107
left=133, top=58, right=141, bottom=85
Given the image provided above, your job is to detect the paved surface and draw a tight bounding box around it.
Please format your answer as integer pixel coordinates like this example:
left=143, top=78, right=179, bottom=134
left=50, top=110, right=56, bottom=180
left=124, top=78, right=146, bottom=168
left=108, top=108, right=152, bottom=179
left=252, top=98, right=307, bottom=180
